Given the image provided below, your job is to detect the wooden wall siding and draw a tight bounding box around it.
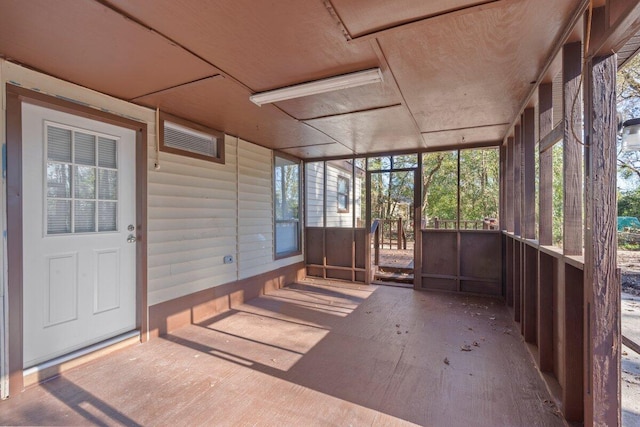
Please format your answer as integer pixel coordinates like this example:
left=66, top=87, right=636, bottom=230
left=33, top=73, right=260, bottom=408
left=305, top=162, right=325, bottom=227
left=505, top=238, right=514, bottom=307
left=584, top=53, right=620, bottom=427
left=538, top=83, right=553, bottom=246
left=238, top=140, right=275, bottom=280
left=147, top=136, right=239, bottom=305
left=563, top=264, right=584, bottom=422
left=562, top=42, right=583, bottom=256
left=421, top=230, right=501, bottom=296
left=538, top=252, right=554, bottom=372
left=304, top=227, right=366, bottom=283
left=325, top=164, right=360, bottom=228
left=513, top=241, right=522, bottom=323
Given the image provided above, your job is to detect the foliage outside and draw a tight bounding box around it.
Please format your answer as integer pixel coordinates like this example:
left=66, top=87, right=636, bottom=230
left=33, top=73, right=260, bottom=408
left=422, top=148, right=499, bottom=229
left=617, top=54, right=640, bottom=250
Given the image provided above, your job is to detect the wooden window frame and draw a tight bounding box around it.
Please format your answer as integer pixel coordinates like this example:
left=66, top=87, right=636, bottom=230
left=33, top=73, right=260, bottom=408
left=159, top=112, right=224, bottom=164
left=273, top=152, right=302, bottom=260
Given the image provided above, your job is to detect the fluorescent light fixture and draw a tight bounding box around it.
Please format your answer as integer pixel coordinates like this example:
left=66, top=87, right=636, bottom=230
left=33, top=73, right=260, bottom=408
left=249, top=68, right=383, bottom=106
left=622, top=118, right=640, bottom=152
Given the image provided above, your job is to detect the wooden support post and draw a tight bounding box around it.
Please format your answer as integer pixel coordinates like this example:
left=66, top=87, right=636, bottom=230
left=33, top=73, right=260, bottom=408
left=506, top=237, right=513, bottom=307
left=584, top=53, right=620, bottom=427
left=562, top=42, right=583, bottom=256
left=539, top=83, right=554, bottom=246
left=514, top=241, right=521, bottom=323
left=523, top=108, right=536, bottom=240
left=513, top=125, right=522, bottom=237
left=523, top=108, right=537, bottom=343
left=538, top=83, right=554, bottom=372
left=506, top=137, right=514, bottom=232
left=499, top=144, right=506, bottom=230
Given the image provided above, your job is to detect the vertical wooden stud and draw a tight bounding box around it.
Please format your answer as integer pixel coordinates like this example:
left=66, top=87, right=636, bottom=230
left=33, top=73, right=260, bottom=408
left=539, top=83, right=554, bottom=246
left=584, top=53, right=620, bottom=427
left=523, top=108, right=537, bottom=343
left=563, top=42, right=583, bottom=256
left=538, top=83, right=554, bottom=372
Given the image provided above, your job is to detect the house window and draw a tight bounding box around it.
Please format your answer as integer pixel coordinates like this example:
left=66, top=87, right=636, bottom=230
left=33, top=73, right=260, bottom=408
left=274, top=154, right=301, bottom=258
left=159, top=112, right=224, bottom=164
left=337, top=176, right=350, bottom=213
left=46, top=123, right=119, bottom=234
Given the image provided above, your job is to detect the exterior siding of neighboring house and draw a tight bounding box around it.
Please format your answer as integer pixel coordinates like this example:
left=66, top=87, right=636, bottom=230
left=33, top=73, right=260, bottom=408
left=306, top=161, right=363, bottom=228
left=0, top=60, right=304, bottom=397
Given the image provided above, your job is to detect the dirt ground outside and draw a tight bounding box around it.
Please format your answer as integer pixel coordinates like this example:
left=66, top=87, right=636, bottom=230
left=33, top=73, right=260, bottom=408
left=620, top=250, right=640, bottom=296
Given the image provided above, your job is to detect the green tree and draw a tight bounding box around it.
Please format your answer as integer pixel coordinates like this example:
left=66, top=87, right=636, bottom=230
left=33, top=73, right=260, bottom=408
left=617, top=54, right=640, bottom=187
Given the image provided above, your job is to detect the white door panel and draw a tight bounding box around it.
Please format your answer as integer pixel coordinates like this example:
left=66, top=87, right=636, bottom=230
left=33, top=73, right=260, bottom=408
left=22, top=103, right=136, bottom=368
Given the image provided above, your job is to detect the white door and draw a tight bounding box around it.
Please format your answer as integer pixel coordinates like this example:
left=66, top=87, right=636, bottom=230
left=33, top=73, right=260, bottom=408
left=22, top=102, right=137, bottom=368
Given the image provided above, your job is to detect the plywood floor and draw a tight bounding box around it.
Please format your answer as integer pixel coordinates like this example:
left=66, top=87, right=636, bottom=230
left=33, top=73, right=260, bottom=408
left=0, top=279, right=564, bottom=426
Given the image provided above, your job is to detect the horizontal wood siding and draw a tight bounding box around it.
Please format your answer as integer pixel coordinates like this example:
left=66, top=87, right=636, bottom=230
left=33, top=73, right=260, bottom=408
left=238, top=139, right=274, bottom=280
left=305, top=162, right=324, bottom=227
left=148, top=136, right=238, bottom=305
left=326, top=164, right=353, bottom=228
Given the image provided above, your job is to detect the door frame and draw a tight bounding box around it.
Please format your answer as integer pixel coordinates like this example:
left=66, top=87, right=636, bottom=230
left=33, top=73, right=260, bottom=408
left=366, top=166, right=421, bottom=289
left=5, top=84, right=148, bottom=395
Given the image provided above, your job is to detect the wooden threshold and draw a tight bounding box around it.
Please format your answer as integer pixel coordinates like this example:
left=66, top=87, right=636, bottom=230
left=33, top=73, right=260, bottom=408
left=23, top=331, right=140, bottom=388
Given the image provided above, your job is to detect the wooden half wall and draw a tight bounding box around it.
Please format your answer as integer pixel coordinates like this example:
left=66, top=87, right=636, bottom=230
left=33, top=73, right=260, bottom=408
left=305, top=227, right=368, bottom=283
left=421, top=230, right=502, bottom=296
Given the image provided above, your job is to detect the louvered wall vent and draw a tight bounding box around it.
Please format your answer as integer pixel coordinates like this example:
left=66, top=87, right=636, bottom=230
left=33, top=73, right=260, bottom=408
left=160, top=112, right=225, bottom=164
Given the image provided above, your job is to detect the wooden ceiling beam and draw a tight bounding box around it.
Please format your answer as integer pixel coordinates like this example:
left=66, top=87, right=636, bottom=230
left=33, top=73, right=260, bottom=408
left=588, top=0, right=640, bottom=58
left=504, top=0, right=591, bottom=144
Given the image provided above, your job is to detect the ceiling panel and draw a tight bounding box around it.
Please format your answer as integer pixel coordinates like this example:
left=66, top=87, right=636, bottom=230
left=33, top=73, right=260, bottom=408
left=378, top=0, right=582, bottom=134
left=133, top=77, right=345, bottom=153
left=0, top=0, right=217, bottom=100
left=331, top=0, right=491, bottom=38
left=422, top=124, right=508, bottom=149
left=105, top=0, right=379, bottom=92
left=305, top=105, right=423, bottom=155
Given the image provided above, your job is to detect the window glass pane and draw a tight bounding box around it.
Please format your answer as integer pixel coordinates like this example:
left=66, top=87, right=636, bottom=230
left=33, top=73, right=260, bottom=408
left=274, top=155, right=300, bottom=256
left=305, top=161, right=324, bottom=227
left=74, top=166, right=96, bottom=199
left=98, top=201, right=117, bottom=232
left=275, top=222, right=298, bottom=254
left=47, top=163, right=71, bottom=198
left=98, top=169, right=118, bottom=200
left=47, top=126, right=72, bottom=162
left=47, top=199, right=71, bottom=234
left=74, top=200, right=96, bottom=233
left=422, top=151, right=458, bottom=229
left=75, top=132, right=96, bottom=165
left=368, top=156, right=391, bottom=171
left=275, top=157, right=299, bottom=220
left=98, top=137, right=117, bottom=168
left=327, top=160, right=353, bottom=227
left=355, top=158, right=366, bottom=228
left=459, top=148, right=499, bottom=230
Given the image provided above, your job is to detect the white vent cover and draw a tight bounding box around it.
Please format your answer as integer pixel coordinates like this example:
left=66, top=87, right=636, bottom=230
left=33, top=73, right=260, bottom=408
left=164, top=121, right=217, bottom=157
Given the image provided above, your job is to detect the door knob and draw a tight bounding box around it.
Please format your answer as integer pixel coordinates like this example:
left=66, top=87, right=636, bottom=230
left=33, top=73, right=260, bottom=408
left=127, top=234, right=136, bottom=243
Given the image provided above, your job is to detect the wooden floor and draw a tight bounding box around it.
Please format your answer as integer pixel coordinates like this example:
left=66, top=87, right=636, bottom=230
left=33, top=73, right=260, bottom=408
left=0, top=279, right=564, bottom=426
